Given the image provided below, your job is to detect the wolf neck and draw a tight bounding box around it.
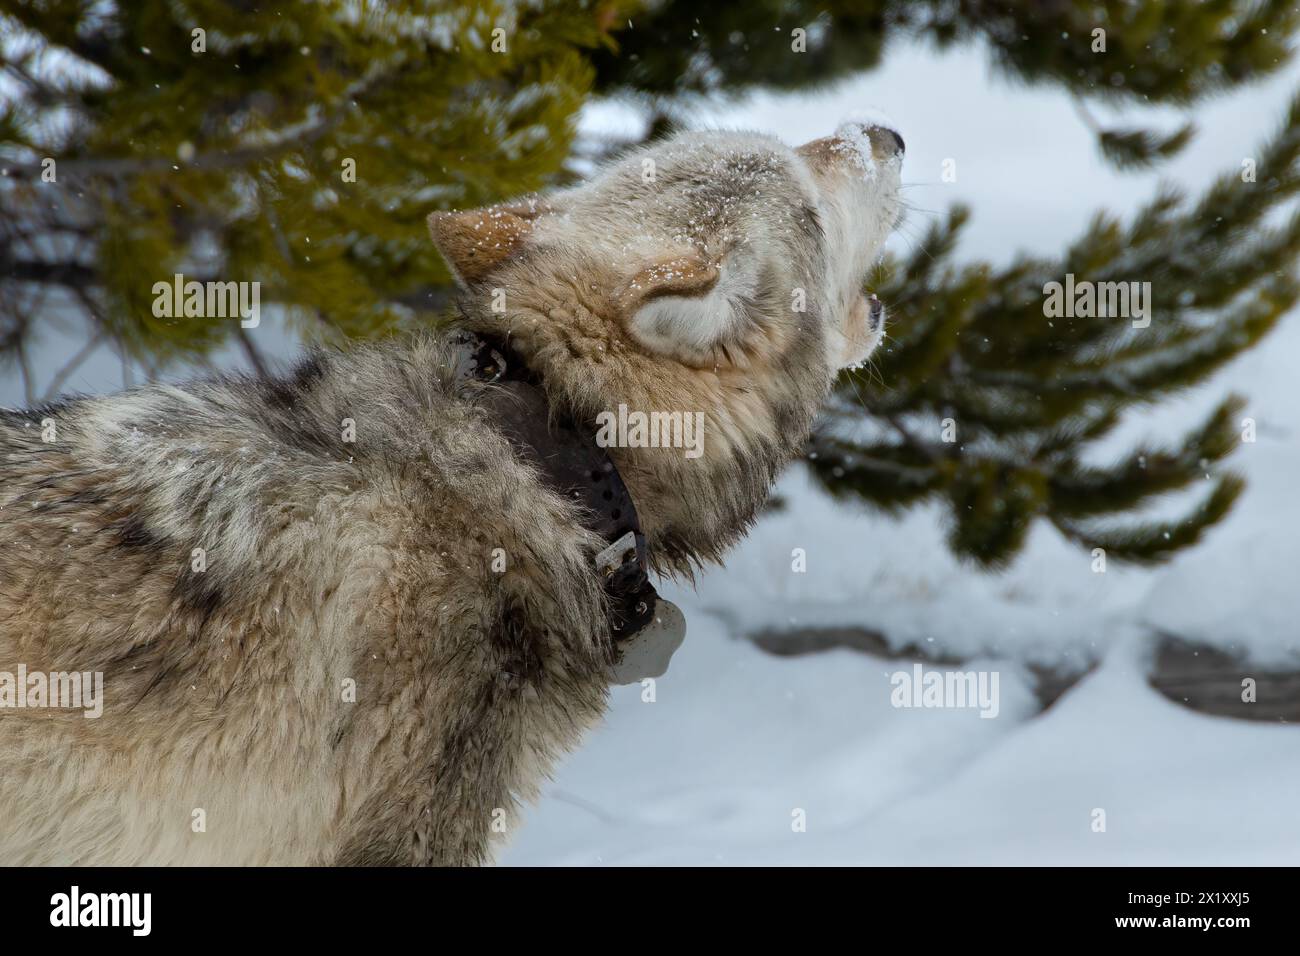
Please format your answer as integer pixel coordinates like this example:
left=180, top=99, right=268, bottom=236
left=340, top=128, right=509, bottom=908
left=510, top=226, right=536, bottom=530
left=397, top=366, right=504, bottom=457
left=456, top=315, right=822, bottom=578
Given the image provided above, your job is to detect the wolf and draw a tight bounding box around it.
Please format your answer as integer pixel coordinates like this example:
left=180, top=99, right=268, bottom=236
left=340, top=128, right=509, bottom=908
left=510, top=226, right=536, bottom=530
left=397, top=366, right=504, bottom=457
left=0, top=122, right=903, bottom=864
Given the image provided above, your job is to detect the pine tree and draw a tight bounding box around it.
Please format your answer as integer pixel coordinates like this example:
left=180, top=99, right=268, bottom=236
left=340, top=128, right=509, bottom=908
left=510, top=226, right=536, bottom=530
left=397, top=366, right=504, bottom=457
left=809, top=94, right=1300, bottom=566
left=593, top=0, right=1299, bottom=168
left=0, top=0, right=622, bottom=399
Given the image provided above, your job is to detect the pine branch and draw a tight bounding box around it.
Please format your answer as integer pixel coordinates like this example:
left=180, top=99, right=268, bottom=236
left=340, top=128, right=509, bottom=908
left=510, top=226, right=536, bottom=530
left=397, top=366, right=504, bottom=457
left=1049, top=396, right=1245, bottom=519
left=1053, top=474, right=1245, bottom=565
left=1098, top=123, right=1195, bottom=170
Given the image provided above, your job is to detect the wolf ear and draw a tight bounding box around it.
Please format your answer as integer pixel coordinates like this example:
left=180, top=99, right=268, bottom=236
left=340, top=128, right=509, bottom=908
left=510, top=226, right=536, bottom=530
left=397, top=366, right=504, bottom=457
left=623, top=253, right=757, bottom=363
left=620, top=255, right=721, bottom=310
left=427, top=207, right=533, bottom=287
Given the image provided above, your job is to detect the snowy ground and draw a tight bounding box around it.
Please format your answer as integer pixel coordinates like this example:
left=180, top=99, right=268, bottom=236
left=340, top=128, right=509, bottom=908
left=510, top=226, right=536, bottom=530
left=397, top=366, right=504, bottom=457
left=500, top=594, right=1300, bottom=865
left=6, top=36, right=1298, bottom=865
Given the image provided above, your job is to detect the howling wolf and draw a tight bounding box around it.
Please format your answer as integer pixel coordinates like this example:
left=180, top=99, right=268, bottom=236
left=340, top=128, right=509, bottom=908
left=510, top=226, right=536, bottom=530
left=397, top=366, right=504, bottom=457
left=0, top=122, right=903, bottom=864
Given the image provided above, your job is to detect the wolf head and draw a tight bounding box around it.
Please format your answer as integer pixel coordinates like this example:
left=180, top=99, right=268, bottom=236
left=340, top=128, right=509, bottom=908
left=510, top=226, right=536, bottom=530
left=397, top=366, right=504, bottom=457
left=429, top=122, right=903, bottom=572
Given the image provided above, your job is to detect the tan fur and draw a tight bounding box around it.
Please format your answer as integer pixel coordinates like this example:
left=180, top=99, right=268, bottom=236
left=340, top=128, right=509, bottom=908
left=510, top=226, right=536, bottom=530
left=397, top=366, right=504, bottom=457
left=0, top=124, right=901, bottom=865
left=428, top=208, right=533, bottom=285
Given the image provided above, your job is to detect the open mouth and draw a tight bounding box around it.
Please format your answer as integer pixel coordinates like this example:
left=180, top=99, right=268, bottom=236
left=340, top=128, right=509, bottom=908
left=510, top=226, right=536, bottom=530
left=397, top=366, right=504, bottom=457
left=867, top=292, right=885, bottom=331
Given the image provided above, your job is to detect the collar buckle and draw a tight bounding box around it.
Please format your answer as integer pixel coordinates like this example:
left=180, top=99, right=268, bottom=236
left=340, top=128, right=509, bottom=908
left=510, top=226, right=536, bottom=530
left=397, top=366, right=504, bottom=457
left=595, top=530, right=639, bottom=578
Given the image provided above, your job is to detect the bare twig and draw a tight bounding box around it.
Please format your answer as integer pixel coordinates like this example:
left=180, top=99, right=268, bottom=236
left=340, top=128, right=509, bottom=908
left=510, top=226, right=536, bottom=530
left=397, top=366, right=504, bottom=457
left=887, top=412, right=943, bottom=464
left=40, top=328, right=106, bottom=402
left=14, top=332, right=37, bottom=407
left=1071, top=95, right=1102, bottom=134
left=237, top=327, right=270, bottom=379
left=119, top=346, right=134, bottom=390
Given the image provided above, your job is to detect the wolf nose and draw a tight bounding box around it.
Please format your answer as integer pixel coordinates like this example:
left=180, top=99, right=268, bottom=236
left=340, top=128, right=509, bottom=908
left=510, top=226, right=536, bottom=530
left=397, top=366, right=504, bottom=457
left=798, top=121, right=905, bottom=173
left=854, top=123, right=904, bottom=158
left=828, top=120, right=906, bottom=166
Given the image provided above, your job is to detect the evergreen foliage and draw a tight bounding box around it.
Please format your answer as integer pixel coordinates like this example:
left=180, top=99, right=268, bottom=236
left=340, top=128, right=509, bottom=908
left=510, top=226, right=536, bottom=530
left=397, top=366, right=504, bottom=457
left=810, top=93, right=1300, bottom=565
left=0, top=0, right=622, bottom=381
left=592, top=0, right=1299, bottom=168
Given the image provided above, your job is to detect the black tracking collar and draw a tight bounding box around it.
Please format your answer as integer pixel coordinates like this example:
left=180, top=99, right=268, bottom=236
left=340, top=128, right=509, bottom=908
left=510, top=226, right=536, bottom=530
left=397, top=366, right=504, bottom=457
left=450, top=330, right=659, bottom=644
